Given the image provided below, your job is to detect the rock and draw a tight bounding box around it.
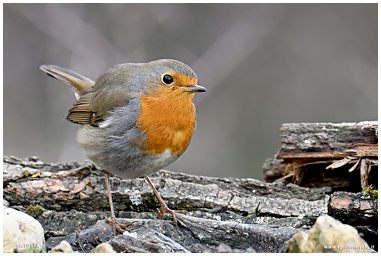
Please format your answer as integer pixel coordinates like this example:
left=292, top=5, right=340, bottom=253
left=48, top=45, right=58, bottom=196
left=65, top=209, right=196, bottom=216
left=92, top=242, right=117, bottom=253
left=50, top=240, right=75, bottom=253
left=3, top=207, right=45, bottom=253
left=286, top=215, right=373, bottom=253
left=217, top=243, right=233, bottom=253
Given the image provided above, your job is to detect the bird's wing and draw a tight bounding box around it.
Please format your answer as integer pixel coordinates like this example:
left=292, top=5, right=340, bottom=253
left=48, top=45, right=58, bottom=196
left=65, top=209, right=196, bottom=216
left=67, top=66, right=135, bottom=126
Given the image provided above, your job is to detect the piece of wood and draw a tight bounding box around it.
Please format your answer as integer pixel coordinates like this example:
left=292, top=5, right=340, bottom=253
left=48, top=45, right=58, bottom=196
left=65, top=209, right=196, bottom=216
left=4, top=155, right=328, bottom=253
left=277, top=121, right=377, bottom=159
left=264, top=121, right=378, bottom=191
left=4, top=156, right=331, bottom=218
left=328, top=191, right=378, bottom=251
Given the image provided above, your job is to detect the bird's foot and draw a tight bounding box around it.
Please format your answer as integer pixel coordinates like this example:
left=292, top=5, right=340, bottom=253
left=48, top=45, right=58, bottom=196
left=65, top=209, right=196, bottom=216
left=157, top=203, right=187, bottom=226
left=105, top=216, right=135, bottom=236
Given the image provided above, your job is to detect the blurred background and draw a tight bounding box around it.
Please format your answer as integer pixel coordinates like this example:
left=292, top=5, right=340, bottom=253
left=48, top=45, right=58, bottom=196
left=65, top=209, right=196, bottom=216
left=4, top=3, right=377, bottom=180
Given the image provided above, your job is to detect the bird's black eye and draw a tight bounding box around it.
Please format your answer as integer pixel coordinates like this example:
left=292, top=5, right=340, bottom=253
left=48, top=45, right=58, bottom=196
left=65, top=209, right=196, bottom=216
left=162, top=74, right=174, bottom=84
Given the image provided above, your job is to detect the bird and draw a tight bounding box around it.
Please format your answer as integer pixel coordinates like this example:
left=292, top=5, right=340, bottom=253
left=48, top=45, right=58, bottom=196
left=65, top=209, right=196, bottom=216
left=40, top=59, right=206, bottom=235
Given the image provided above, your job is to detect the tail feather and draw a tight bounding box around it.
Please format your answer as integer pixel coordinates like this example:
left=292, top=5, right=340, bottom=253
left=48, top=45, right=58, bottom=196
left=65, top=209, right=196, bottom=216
left=40, top=65, right=95, bottom=99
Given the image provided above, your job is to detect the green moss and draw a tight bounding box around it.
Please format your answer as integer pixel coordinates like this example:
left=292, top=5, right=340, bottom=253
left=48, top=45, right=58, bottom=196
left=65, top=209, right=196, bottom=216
left=363, top=185, right=378, bottom=199
left=26, top=205, right=45, bottom=218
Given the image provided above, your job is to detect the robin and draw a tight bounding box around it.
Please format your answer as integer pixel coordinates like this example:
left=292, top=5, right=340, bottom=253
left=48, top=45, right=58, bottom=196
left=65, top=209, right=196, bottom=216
left=40, top=59, right=206, bottom=235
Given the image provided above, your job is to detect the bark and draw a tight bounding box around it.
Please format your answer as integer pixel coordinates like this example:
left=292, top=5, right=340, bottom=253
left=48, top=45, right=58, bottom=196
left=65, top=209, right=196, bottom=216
left=4, top=155, right=328, bottom=253
left=276, top=121, right=377, bottom=159
left=263, top=121, right=378, bottom=191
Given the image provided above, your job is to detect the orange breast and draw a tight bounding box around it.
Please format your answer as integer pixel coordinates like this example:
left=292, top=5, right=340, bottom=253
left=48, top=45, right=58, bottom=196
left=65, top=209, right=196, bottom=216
left=137, top=87, right=196, bottom=155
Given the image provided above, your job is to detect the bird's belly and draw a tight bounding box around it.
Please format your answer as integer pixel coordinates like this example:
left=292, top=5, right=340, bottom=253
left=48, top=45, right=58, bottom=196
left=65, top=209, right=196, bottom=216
left=77, top=124, right=179, bottom=179
left=102, top=148, right=178, bottom=179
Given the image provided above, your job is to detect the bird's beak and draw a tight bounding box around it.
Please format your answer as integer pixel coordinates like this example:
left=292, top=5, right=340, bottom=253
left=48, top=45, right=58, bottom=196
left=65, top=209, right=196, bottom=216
left=183, top=84, right=207, bottom=93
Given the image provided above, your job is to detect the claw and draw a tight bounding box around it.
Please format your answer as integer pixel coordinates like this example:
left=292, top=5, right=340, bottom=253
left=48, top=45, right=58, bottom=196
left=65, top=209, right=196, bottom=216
left=105, top=217, right=136, bottom=235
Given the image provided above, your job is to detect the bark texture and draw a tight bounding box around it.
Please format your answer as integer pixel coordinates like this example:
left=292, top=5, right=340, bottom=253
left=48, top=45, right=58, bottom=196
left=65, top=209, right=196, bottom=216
left=4, top=155, right=328, bottom=253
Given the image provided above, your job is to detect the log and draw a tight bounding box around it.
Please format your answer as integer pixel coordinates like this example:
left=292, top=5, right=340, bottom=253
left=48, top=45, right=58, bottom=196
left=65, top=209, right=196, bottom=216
left=277, top=121, right=377, bottom=159
left=4, top=155, right=328, bottom=253
left=4, top=154, right=377, bottom=252
left=263, top=121, right=378, bottom=191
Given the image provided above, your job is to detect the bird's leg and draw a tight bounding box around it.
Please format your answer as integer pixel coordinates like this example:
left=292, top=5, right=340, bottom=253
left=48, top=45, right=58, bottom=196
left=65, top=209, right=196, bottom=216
left=104, top=171, right=134, bottom=235
left=144, top=175, right=186, bottom=225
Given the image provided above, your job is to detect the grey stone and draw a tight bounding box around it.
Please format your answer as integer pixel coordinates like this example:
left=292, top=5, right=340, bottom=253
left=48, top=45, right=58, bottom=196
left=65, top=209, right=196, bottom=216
left=3, top=207, right=45, bottom=253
